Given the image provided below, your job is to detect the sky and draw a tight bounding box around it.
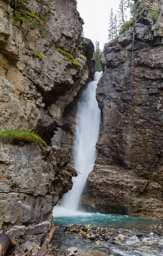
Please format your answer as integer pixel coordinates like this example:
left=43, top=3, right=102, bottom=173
left=77, top=0, right=120, bottom=50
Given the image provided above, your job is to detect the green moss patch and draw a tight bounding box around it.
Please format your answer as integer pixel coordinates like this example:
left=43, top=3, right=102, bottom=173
left=0, top=130, right=47, bottom=148
left=63, top=58, right=81, bottom=67
left=33, top=51, right=43, bottom=60
left=151, top=9, right=159, bottom=22
left=56, top=48, right=81, bottom=68
left=56, top=49, right=74, bottom=60
left=119, top=19, right=134, bottom=35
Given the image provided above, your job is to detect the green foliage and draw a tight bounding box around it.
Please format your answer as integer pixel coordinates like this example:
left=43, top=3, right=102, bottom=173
left=6, top=0, right=51, bottom=29
left=63, top=58, right=81, bottom=67
left=93, top=41, right=102, bottom=72
left=0, top=130, right=47, bottom=148
left=121, top=49, right=129, bottom=54
left=33, top=51, right=43, bottom=60
left=56, top=48, right=81, bottom=68
left=56, top=49, right=74, bottom=60
left=119, top=19, right=134, bottom=34
left=151, top=9, right=159, bottom=22
left=10, top=0, right=40, bottom=28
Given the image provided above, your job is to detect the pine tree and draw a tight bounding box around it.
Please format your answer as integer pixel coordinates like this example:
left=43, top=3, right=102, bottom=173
left=108, top=8, right=114, bottom=41
left=113, top=14, right=118, bottom=39
left=108, top=9, right=118, bottom=41
left=126, top=0, right=134, bottom=16
left=118, top=0, right=127, bottom=26
left=93, top=42, right=102, bottom=72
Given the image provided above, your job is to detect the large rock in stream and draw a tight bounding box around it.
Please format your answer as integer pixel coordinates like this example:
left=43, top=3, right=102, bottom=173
left=81, top=0, right=163, bottom=217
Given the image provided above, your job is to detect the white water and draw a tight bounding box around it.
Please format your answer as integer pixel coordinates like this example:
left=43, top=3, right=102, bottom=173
left=53, top=71, right=102, bottom=217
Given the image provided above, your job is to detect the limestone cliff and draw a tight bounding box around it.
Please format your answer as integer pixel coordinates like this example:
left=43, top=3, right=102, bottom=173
left=0, top=0, right=94, bottom=244
left=82, top=0, right=163, bottom=217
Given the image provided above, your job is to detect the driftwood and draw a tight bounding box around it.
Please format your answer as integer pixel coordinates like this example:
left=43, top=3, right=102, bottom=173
left=22, top=248, right=33, bottom=256
left=37, top=226, right=56, bottom=256
left=0, top=232, right=16, bottom=256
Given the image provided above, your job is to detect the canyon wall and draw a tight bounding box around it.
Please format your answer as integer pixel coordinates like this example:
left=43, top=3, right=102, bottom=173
left=0, top=0, right=94, bottom=245
left=82, top=0, right=163, bottom=217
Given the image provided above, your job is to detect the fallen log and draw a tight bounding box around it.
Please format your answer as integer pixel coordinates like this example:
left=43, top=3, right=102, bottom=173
left=37, top=226, right=56, bottom=256
left=0, top=232, right=16, bottom=256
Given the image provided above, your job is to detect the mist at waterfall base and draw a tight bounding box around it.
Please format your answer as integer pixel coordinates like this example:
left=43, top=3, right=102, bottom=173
left=53, top=72, right=158, bottom=228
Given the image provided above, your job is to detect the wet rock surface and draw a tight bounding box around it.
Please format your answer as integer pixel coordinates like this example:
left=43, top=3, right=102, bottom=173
left=82, top=0, right=163, bottom=217
left=52, top=224, right=163, bottom=256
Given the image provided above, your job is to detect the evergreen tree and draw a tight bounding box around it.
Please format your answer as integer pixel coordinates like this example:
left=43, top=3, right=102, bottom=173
left=126, top=0, right=134, bottom=16
left=113, top=14, right=118, bottom=39
left=118, top=0, right=127, bottom=26
left=108, top=8, right=114, bottom=41
left=93, top=42, right=102, bottom=72
left=108, top=9, right=118, bottom=41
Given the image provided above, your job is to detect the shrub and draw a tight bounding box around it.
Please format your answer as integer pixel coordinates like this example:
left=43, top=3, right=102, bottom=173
left=0, top=130, right=47, bottom=148
left=119, top=19, right=134, bottom=35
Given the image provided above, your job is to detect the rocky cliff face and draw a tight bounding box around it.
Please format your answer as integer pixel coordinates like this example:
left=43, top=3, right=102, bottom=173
left=82, top=0, right=163, bottom=217
left=0, top=0, right=94, bottom=244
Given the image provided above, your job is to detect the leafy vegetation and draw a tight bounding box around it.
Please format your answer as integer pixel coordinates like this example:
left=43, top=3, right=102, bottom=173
left=56, top=49, right=74, bottom=60
left=63, top=58, right=81, bottom=67
left=11, top=0, right=40, bottom=28
left=5, top=0, right=51, bottom=29
left=119, top=19, right=134, bottom=34
left=33, top=51, right=43, bottom=60
left=0, top=130, right=47, bottom=148
left=151, top=8, right=159, bottom=22
left=56, top=48, right=81, bottom=68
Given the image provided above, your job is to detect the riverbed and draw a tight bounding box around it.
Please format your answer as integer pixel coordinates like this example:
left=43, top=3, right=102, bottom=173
left=52, top=213, right=163, bottom=256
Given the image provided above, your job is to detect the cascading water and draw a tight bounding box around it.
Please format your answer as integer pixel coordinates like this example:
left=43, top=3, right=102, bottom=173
left=53, top=71, right=102, bottom=216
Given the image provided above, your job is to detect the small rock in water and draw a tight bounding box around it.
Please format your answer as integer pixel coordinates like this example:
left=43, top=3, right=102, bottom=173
left=67, top=247, right=78, bottom=256
left=117, top=234, right=125, bottom=240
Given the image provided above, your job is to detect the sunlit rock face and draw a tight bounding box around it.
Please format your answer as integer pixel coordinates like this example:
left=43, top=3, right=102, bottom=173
left=0, top=0, right=94, bottom=244
left=81, top=0, right=163, bottom=218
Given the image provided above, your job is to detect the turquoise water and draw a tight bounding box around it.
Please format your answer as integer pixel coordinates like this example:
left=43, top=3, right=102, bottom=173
left=53, top=210, right=161, bottom=228
left=52, top=209, right=163, bottom=255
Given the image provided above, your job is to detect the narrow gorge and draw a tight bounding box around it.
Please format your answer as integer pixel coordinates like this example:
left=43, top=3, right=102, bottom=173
left=0, top=0, right=163, bottom=255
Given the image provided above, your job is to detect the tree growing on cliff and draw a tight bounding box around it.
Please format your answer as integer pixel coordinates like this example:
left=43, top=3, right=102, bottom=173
left=108, top=0, right=134, bottom=37
left=118, top=0, right=128, bottom=26
left=108, top=9, right=118, bottom=41
left=93, top=41, right=102, bottom=72
left=108, top=8, right=114, bottom=41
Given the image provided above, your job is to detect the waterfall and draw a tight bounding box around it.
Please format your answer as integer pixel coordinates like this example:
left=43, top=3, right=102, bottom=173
left=53, top=71, right=102, bottom=215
